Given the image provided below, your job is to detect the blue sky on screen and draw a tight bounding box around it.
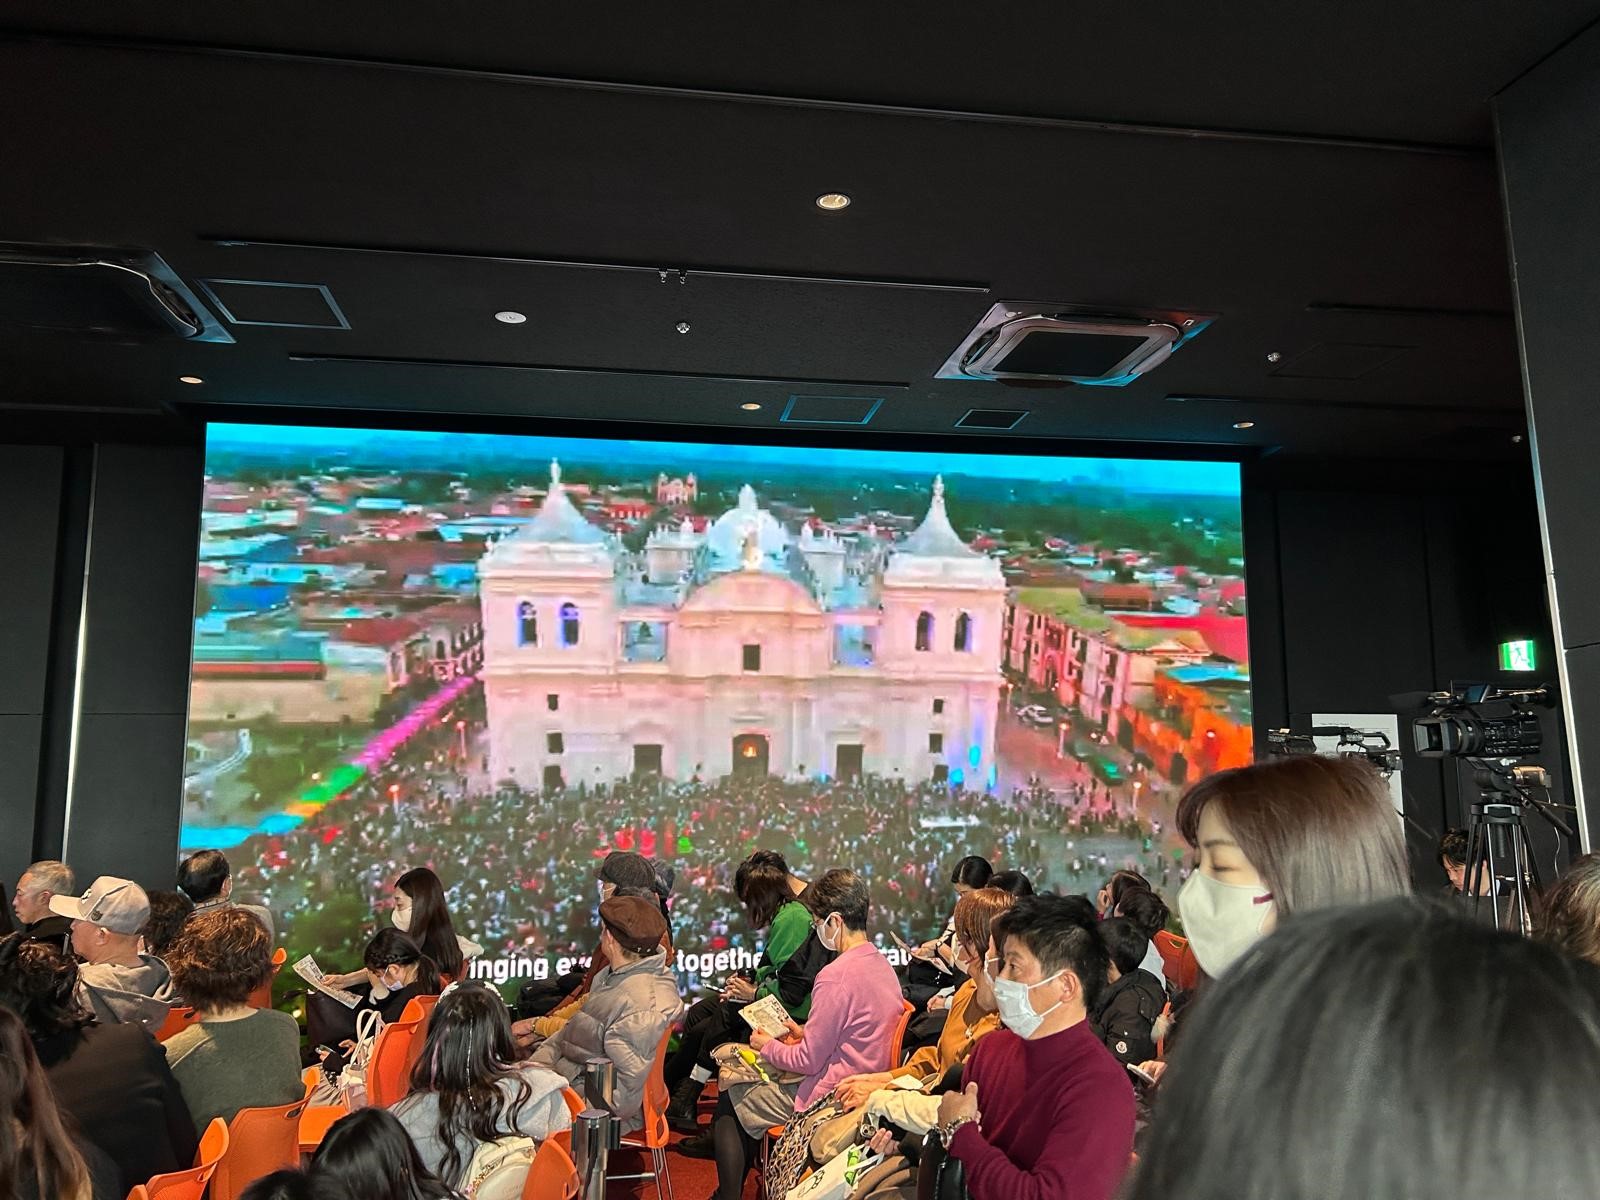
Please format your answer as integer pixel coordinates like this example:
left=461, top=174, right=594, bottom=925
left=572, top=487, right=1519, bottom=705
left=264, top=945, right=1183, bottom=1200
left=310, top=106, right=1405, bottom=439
left=208, top=422, right=1241, bottom=496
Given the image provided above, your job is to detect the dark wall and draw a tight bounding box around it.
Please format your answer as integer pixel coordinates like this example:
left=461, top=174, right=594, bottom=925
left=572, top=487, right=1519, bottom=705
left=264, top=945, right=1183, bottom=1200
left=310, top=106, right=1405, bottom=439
left=2, top=441, right=203, bottom=894
left=1497, top=21, right=1600, bottom=851
left=1245, top=457, right=1565, bottom=881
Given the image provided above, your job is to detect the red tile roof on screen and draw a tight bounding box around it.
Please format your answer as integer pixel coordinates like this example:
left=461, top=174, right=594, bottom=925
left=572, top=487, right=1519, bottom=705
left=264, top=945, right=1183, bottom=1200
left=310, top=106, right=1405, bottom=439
left=333, top=616, right=425, bottom=647
left=1115, top=612, right=1250, bottom=664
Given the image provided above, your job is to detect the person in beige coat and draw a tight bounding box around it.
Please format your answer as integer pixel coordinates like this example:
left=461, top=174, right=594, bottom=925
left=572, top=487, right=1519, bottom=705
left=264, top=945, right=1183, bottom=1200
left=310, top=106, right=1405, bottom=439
left=530, top=895, right=683, bottom=1132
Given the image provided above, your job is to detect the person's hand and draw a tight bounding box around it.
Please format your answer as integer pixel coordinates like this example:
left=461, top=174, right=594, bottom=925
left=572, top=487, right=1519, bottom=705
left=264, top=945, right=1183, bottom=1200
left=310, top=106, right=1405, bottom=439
left=511, top=1018, right=541, bottom=1049
left=749, top=1027, right=774, bottom=1052
left=927, top=992, right=950, bottom=1011
left=835, top=1072, right=893, bottom=1109
left=1135, top=1059, right=1167, bottom=1085
left=723, top=976, right=755, bottom=1003
left=780, top=1018, right=804, bottom=1045
left=910, top=941, right=938, bottom=960
left=867, top=1126, right=896, bottom=1156
left=938, top=1082, right=980, bottom=1128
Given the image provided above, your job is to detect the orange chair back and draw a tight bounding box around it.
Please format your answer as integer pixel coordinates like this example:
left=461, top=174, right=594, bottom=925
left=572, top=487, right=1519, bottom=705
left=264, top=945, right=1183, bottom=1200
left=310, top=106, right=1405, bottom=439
left=1153, top=930, right=1199, bottom=993
left=210, top=1098, right=308, bottom=1200
left=560, top=1087, right=585, bottom=1118
left=885, top=999, right=916, bottom=1070
left=365, top=1016, right=424, bottom=1108
left=128, top=1188, right=150, bottom=1200
left=398, top=994, right=439, bottom=1078
left=633, top=1027, right=675, bottom=1151
left=522, top=1136, right=579, bottom=1200
left=138, top=1116, right=229, bottom=1200
left=155, top=1006, right=202, bottom=1043
left=1154, top=1000, right=1173, bottom=1059
left=247, top=947, right=288, bottom=1011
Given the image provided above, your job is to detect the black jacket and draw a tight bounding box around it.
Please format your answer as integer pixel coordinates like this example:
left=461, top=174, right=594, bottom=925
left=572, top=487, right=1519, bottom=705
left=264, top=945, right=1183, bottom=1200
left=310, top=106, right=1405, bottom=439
left=1092, top=967, right=1166, bottom=1066
left=34, top=1022, right=199, bottom=1194
left=21, top=914, right=73, bottom=954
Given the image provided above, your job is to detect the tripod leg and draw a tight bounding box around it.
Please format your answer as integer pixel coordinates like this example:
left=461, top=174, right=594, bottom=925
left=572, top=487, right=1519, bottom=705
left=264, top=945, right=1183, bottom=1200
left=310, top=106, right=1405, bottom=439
left=1463, top=821, right=1486, bottom=918
left=1484, top=826, right=1506, bottom=931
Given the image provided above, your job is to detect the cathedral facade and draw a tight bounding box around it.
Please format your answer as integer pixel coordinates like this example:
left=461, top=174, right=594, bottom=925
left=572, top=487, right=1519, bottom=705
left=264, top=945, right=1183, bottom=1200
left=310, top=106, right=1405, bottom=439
left=478, top=464, right=1005, bottom=791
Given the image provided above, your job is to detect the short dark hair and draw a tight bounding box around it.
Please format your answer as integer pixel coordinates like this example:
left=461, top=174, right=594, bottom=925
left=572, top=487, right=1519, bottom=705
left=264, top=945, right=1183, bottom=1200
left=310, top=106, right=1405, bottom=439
left=1116, top=887, right=1170, bottom=942
left=1100, top=917, right=1149, bottom=976
left=177, top=849, right=231, bottom=903
left=1438, top=829, right=1470, bottom=869
left=167, top=908, right=271, bottom=1010
left=362, top=929, right=442, bottom=995
left=313, top=1107, right=455, bottom=1200
left=990, top=869, right=1034, bottom=896
left=992, top=894, right=1109, bottom=1012
left=1102, top=869, right=1150, bottom=910
left=951, top=856, right=994, bottom=889
left=735, top=852, right=794, bottom=930
left=1124, top=898, right=1600, bottom=1200
left=805, top=868, right=870, bottom=931
left=239, top=1170, right=313, bottom=1200
left=142, top=890, right=195, bottom=959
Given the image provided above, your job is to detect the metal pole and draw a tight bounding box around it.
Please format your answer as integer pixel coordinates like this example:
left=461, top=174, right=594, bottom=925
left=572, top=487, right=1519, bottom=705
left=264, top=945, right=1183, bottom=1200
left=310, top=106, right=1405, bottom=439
left=583, top=1057, right=621, bottom=1148
left=572, top=1109, right=611, bottom=1200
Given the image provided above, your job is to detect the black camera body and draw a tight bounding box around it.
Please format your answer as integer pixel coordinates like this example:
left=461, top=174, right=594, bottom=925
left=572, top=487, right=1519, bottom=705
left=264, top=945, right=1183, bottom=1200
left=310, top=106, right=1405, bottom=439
left=1410, top=684, right=1551, bottom=760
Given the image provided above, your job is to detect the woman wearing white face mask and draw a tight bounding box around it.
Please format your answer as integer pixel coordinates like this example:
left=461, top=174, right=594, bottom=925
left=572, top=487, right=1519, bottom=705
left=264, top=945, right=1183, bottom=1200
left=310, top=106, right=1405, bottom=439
left=305, top=928, right=441, bottom=1073
left=1136, top=755, right=1411, bottom=1086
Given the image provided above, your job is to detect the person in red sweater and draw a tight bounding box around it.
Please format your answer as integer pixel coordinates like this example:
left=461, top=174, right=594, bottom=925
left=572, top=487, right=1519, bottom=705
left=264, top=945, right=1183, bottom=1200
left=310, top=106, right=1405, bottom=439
left=936, top=894, right=1135, bottom=1200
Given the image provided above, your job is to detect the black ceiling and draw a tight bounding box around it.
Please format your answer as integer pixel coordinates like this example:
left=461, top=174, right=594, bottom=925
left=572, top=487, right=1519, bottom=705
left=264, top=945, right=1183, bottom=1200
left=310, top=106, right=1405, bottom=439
left=3, top=5, right=1597, bottom=460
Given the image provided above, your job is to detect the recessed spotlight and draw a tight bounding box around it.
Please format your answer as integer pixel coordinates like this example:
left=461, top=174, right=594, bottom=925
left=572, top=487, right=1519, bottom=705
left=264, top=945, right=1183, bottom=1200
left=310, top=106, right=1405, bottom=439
left=1233, top=420, right=1256, bottom=429
left=494, top=311, right=527, bottom=324
left=815, top=192, right=852, bottom=211
left=1266, top=351, right=1282, bottom=364
left=741, top=402, right=763, bottom=412
left=179, top=376, right=204, bottom=385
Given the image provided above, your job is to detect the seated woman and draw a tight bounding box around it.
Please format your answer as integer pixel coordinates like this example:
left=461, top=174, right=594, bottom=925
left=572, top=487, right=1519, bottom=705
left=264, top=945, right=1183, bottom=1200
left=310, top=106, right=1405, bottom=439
left=835, top=885, right=1013, bottom=1127
left=306, top=928, right=442, bottom=1070
left=0, top=1007, right=120, bottom=1200
left=682, top=869, right=903, bottom=1200
left=393, top=981, right=571, bottom=1188
left=1125, top=899, right=1600, bottom=1200
left=530, top=896, right=683, bottom=1133
left=315, top=1108, right=459, bottom=1200
left=902, top=855, right=994, bottom=1011
left=324, top=866, right=479, bottom=992
left=1090, top=916, right=1165, bottom=1067
left=162, top=908, right=304, bottom=1129
left=0, top=933, right=197, bottom=1194
left=665, top=849, right=827, bottom=1127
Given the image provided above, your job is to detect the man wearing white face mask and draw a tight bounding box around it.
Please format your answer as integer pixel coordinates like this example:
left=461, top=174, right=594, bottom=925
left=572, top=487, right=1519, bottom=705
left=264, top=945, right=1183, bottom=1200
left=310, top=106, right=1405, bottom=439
left=937, top=895, right=1135, bottom=1200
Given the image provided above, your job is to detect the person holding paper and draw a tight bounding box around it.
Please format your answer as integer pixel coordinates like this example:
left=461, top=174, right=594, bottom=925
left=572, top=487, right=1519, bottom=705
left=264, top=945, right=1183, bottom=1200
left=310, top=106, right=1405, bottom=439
left=681, top=868, right=902, bottom=1200
left=305, top=928, right=440, bottom=1069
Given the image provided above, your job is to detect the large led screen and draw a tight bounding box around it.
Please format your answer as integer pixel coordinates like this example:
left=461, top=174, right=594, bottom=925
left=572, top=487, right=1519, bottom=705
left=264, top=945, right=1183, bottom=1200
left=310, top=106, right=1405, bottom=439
left=183, top=424, right=1250, bottom=990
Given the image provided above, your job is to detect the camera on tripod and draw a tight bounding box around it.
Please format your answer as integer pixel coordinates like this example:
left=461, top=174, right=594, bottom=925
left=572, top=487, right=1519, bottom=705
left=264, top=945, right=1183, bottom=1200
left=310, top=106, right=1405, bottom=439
left=1410, top=683, right=1551, bottom=759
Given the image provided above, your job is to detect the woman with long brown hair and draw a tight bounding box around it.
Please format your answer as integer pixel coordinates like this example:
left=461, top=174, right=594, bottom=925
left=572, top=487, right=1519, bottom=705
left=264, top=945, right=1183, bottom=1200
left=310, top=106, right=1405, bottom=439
left=0, top=1006, right=118, bottom=1200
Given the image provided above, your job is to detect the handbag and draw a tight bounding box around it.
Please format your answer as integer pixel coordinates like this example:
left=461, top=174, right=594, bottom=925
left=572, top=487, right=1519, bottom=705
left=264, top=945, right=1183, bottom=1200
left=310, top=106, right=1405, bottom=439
left=767, top=1092, right=844, bottom=1200
left=785, top=1143, right=885, bottom=1200
left=915, top=1129, right=968, bottom=1200
left=338, top=1007, right=385, bottom=1110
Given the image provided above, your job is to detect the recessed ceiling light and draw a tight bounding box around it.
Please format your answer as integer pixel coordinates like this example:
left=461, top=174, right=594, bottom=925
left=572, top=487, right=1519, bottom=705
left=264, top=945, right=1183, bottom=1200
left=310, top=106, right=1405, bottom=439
left=741, top=402, right=763, bottom=412
left=179, top=376, right=204, bottom=385
left=815, top=192, right=852, bottom=211
left=494, top=311, right=527, bottom=324
left=1233, top=420, right=1256, bottom=429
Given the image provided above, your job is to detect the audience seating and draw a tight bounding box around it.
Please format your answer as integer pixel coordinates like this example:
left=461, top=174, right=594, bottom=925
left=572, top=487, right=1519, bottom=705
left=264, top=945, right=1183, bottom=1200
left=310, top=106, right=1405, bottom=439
left=611, top=1027, right=676, bottom=1200
left=886, top=998, right=916, bottom=1069
left=154, top=1005, right=201, bottom=1043
left=1153, top=930, right=1200, bottom=993
left=364, top=1011, right=426, bottom=1109
left=246, top=947, right=288, bottom=1011
left=297, top=1065, right=347, bottom=1154
left=560, top=1086, right=585, bottom=1118
left=398, top=993, right=438, bottom=1078
left=209, top=1098, right=308, bottom=1200
left=130, top=1116, right=228, bottom=1200
left=524, top=1137, right=580, bottom=1200
left=1154, top=1000, right=1172, bottom=1059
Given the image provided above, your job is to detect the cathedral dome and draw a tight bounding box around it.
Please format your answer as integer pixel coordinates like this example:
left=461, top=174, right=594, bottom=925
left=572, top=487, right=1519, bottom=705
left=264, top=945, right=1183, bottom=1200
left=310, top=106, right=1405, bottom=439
left=705, top=484, right=789, bottom=571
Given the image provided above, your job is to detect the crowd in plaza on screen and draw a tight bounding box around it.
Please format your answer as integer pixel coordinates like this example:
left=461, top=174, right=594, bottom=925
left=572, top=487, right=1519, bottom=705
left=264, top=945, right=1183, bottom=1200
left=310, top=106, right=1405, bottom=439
left=10, top=754, right=1600, bottom=1200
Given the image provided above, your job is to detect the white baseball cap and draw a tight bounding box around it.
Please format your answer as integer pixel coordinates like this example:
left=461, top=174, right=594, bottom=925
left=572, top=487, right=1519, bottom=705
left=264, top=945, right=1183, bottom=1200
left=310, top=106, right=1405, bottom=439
left=49, top=876, right=150, bottom=935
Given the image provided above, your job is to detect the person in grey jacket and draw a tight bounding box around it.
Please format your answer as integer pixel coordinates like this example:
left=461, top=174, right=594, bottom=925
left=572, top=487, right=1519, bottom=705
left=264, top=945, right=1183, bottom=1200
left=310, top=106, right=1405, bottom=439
left=531, top=894, right=683, bottom=1132
left=50, top=876, right=175, bottom=1030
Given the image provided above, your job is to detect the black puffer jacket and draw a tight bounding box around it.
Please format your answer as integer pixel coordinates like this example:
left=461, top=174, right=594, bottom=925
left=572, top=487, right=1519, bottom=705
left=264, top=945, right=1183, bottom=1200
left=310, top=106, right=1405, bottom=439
left=1091, top=967, right=1166, bottom=1066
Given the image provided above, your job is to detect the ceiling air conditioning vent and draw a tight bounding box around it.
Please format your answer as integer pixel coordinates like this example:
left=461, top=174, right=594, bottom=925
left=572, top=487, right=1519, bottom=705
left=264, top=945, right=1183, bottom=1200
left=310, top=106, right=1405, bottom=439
left=937, top=302, right=1212, bottom=386
left=0, top=244, right=233, bottom=343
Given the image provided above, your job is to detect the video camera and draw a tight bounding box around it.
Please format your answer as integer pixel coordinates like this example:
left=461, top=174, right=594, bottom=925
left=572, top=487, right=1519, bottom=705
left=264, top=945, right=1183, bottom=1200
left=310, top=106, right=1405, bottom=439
left=1265, top=726, right=1403, bottom=776
left=1409, top=683, right=1552, bottom=760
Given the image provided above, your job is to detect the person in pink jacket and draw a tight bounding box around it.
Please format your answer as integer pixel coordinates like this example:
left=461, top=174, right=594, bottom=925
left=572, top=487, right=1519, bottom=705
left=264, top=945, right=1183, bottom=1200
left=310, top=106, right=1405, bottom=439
left=680, top=868, right=903, bottom=1200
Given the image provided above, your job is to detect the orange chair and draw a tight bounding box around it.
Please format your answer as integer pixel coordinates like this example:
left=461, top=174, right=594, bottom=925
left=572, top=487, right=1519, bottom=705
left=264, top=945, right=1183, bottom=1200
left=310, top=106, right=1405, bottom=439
left=128, top=1188, right=150, bottom=1200
left=365, top=1014, right=425, bottom=1109
left=298, top=1064, right=349, bottom=1154
left=885, top=999, right=916, bottom=1070
left=210, top=1097, right=308, bottom=1200
left=611, top=1027, right=675, bottom=1200
left=247, top=947, right=288, bottom=1010
left=523, top=1137, right=580, bottom=1200
left=134, top=1116, right=228, bottom=1200
left=398, top=994, right=438, bottom=1078
left=560, top=1087, right=585, bottom=1119
left=1153, top=930, right=1199, bottom=993
left=1154, top=1000, right=1173, bottom=1059
left=154, top=1006, right=202, bottom=1043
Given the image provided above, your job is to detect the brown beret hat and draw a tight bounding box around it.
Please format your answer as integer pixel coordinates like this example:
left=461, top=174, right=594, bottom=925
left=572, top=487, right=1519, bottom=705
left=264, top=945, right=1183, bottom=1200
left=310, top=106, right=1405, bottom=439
left=600, top=895, right=668, bottom=954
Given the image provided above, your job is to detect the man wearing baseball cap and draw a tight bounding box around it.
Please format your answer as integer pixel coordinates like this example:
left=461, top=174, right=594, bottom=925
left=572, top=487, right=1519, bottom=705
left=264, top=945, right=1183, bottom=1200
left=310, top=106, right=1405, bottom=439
left=532, top=894, right=684, bottom=1131
left=52, top=875, right=176, bottom=1029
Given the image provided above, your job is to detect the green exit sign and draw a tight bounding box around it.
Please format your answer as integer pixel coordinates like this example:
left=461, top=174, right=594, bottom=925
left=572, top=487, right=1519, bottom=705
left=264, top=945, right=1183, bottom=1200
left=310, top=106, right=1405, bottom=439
left=1499, top=639, right=1537, bottom=671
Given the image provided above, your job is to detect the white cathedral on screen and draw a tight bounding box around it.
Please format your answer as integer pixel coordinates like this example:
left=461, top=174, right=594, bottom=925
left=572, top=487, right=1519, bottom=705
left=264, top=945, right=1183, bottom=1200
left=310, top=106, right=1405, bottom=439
left=477, top=463, right=1005, bottom=791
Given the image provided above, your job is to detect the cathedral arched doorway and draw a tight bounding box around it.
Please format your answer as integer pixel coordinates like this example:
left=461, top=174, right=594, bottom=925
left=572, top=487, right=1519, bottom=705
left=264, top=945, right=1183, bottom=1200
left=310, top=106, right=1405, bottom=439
left=732, top=733, right=769, bottom=781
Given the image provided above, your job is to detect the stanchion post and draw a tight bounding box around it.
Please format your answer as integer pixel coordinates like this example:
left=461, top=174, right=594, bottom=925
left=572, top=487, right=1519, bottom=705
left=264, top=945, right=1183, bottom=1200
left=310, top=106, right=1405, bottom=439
left=573, top=1108, right=612, bottom=1200
left=583, top=1057, right=621, bottom=1148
